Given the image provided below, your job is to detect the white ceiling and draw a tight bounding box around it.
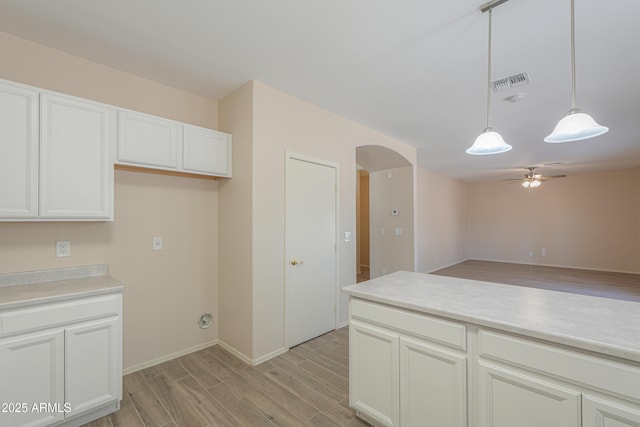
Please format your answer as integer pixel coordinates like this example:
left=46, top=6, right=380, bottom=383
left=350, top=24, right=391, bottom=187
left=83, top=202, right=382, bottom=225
left=1, top=0, right=639, bottom=182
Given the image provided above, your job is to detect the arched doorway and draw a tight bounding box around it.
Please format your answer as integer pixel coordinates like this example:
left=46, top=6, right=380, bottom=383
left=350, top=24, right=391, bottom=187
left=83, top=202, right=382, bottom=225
left=356, top=145, right=414, bottom=280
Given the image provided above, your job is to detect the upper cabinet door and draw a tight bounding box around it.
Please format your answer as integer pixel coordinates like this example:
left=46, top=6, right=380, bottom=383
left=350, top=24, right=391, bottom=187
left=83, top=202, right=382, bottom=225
left=183, top=125, right=232, bottom=177
left=0, top=81, right=39, bottom=219
left=117, top=110, right=180, bottom=169
left=40, top=93, right=114, bottom=220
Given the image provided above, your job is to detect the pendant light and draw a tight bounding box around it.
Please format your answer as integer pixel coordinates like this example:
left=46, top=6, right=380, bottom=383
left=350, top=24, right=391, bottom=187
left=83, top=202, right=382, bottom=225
left=466, top=3, right=512, bottom=155
left=545, top=0, right=608, bottom=143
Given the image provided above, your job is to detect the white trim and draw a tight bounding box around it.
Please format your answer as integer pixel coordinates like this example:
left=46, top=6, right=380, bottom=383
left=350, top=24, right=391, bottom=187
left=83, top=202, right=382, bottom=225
left=285, top=151, right=339, bottom=349
left=122, top=339, right=217, bottom=375
left=217, top=340, right=288, bottom=366
left=216, top=340, right=253, bottom=365
left=253, top=346, right=289, bottom=366
left=427, top=258, right=470, bottom=273
left=336, top=320, right=350, bottom=329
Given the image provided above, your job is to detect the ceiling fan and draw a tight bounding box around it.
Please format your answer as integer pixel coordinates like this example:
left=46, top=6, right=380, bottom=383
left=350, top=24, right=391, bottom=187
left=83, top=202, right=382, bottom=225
left=505, top=167, right=567, bottom=189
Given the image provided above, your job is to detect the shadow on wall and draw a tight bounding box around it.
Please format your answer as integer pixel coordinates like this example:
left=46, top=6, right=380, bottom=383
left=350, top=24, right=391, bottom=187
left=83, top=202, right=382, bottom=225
left=356, top=145, right=414, bottom=279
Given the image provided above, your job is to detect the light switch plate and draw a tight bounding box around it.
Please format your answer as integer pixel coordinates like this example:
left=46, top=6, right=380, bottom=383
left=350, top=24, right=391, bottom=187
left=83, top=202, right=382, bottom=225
left=56, top=241, right=70, bottom=257
left=153, top=237, right=163, bottom=251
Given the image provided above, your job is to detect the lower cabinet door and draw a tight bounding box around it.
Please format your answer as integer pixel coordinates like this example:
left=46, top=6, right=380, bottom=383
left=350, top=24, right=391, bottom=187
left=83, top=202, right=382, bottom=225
left=65, top=317, right=122, bottom=417
left=477, top=361, right=581, bottom=427
left=400, top=336, right=467, bottom=427
left=0, top=329, right=65, bottom=427
left=350, top=320, right=400, bottom=427
left=583, top=394, right=640, bottom=427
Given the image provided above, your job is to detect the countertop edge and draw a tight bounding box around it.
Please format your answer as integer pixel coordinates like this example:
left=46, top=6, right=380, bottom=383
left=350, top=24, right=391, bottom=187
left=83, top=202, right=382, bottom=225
left=0, top=266, right=124, bottom=311
left=343, top=281, right=640, bottom=364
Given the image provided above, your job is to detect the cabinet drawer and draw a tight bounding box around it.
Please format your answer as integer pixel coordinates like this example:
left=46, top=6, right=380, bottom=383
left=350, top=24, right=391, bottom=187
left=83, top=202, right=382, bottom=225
left=350, top=299, right=466, bottom=350
left=478, top=329, right=640, bottom=401
left=0, top=294, right=121, bottom=337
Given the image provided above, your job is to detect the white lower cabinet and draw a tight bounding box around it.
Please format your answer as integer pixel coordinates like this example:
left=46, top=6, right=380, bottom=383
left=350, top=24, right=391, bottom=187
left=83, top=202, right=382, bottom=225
left=0, top=293, right=122, bottom=427
left=350, top=320, right=400, bottom=427
left=477, top=361, right=581, bottom=427
left=477, top=361, right=640, bottom=427
left=349, top=298, right=640, bottom=427
left=400, top=336, right=467, bottom=427
left=0, top=329, right=65, bottom=427
left=350, top=300, right=467, bottom=427
left=583, top=395, right=640, bottom=427
left=65, top=317, right=122, bottom=418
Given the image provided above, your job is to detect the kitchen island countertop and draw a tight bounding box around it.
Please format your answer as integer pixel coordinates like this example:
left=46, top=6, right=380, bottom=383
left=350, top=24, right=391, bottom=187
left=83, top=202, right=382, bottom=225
left=342, top=270, right=640, bottom=363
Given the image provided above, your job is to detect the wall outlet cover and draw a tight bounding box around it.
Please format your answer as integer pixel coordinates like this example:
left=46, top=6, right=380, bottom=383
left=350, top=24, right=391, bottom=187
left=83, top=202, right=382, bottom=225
left=56, top=240, right=70, bottom=257
left=153, top=237, right=163, bottom=251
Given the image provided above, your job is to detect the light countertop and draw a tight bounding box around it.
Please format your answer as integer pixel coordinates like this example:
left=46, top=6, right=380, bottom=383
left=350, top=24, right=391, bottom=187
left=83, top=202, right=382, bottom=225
left=342, top=270, right=640, bottom=363
left=0, top=265, right=123, bottom=310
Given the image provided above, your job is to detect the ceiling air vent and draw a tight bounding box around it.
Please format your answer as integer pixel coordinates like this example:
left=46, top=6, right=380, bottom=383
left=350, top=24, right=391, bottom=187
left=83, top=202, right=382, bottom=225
left=491, top=72, right=531, bottom=92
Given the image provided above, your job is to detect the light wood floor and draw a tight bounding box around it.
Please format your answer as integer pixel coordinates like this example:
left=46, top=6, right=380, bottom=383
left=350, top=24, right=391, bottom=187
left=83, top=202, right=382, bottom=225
left=432, top=260, right=640, bottom=302
left=84, top=327, right=369, bottom=427
left=84, top=260, right=639, bottom=426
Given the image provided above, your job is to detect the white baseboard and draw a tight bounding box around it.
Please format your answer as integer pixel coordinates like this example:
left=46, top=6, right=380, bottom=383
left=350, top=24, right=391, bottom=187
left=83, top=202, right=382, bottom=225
left=217, top=340, right=288, bottom=366
left=336, top=320, right=349, bottom=329
left=427, top=258, right=469, bottom=273
left=123, top=339, right=218, bottom=375
left=253, top=346, right=288, bottom=365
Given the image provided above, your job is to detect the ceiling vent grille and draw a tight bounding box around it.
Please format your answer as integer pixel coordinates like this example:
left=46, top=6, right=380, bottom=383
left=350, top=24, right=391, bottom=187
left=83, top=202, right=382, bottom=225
left=491, top=72, right=531, bottom=92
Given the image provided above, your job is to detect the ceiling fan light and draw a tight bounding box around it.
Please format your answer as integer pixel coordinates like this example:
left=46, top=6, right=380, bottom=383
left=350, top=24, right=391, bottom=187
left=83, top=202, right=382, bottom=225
left=466, top=128, right=512, bottom=155
left=544, top=109, right=609, bottom=143
left=530, top=179, right=541, bottom=188
left=522, top=180, right=530, bottom=188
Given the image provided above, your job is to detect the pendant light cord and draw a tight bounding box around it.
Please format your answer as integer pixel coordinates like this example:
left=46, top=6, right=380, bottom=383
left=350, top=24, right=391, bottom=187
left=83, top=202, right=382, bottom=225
left=486, top=7, right=493, bottom=128
left=570, top=0, right=576, bottom=110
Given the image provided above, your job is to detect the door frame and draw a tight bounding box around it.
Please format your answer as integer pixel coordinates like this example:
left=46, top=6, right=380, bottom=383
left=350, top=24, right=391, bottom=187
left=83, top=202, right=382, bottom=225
left=285, top=151, right=339, bottom=349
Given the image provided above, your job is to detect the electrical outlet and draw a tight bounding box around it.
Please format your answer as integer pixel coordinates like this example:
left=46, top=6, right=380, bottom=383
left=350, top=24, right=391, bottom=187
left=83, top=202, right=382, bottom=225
left=56, top=241, right=70, bottom=257
left=153, top=237, right=163, bottom=251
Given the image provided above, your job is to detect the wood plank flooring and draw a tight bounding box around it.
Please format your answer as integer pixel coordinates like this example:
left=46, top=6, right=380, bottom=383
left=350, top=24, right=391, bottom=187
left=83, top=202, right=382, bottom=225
left=432, top=260, right=640, bottom=302
left=83, top=327, right=370, bottom=427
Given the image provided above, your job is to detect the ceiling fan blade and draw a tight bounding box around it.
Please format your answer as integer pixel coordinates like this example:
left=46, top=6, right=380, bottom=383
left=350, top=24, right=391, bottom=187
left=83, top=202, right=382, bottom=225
left=545, top=174, right=567, bottom=178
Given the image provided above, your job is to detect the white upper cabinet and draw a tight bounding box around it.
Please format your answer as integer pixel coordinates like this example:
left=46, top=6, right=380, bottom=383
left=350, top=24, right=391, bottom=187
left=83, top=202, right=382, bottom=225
left=183, top=124, right=232, bottom=177
left=40, top=93, right=114, bottom=220
left=0, top=81, right=39, bottom=218
left=117, top=109, right=180, bottom=169
left=116, top=110, right=232, bottom=178
left=0, top=80, right=114, bottom=221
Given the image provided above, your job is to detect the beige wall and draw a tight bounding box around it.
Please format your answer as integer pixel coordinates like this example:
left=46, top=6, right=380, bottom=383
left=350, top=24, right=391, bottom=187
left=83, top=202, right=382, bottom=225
left=0, top=32, right=220, bottom=371
left=467, top=168, right=640, bottom=273
left=218, top=81, right=417, bottom=361
left=217, top=81, right=254, bottom=358
left=416, top=167, right=468, bottom=273
left=369, top=167, right=415, bottom=277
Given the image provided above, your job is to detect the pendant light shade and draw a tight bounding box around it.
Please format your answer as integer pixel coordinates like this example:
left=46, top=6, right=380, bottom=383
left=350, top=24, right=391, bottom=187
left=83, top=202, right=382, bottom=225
left=544, top=108, right=609, bottom=143
left=466, top=127, right=512, bottom=155
left=545, top=0, right=608, bottom=143
left=467, top=4, right=512, bottom=156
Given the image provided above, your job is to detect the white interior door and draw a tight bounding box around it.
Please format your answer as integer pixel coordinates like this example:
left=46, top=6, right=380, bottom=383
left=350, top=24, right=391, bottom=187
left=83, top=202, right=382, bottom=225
left=287, top=155, right=337, bottom=348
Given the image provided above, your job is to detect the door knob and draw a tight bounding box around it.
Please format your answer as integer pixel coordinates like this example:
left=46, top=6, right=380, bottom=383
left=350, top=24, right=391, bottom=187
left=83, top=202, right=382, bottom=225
left=290, top=259, right=304, bottom=266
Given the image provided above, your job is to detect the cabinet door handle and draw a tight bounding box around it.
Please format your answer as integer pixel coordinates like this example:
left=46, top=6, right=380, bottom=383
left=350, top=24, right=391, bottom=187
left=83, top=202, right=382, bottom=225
left=290, top=259, right=304, bottom=266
